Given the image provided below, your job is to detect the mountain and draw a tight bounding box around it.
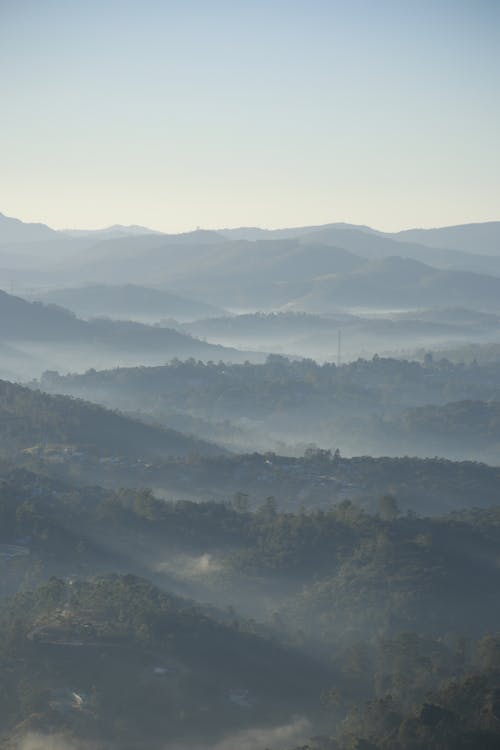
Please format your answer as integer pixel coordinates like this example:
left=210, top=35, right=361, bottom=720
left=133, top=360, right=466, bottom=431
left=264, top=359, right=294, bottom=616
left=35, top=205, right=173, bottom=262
left=163, top=238, right=364, bottom=307
left=395, top=221, right=500, bottom=255
left=0, top=573, right=328, bottom=749
left=0, top=224, right=226, bottom=286
left=0, top=379, right=223, bottom=458
left=37, top=354, right=500, bottom=465
left=218, top=221, right=377, bottom=241
left=63, top=226, right=500, bottom=304
left=201, top=239, right=364, bottom=282
left=295, top=224, right=500, bottom=276
left=30, top=284, right=226, bottom=323
left=0, top=212, right=61, bottom=244
left=76, top=228, right=225, bottom=261
left=3, top=213, right=500, bottom=301
left=0, top=213, right=161, bottom=246
left=219, top=220, right=500, bottom=261
left=56, top=235, right=364, bottom=308
left=3, top=214, right=500, bottom=311
left=220, top=222, right=500, bottom=273
left=2, top=470, right=500, bottom=749
left=397, top=399, right=500, bottom=445
left=0, top=288, right=232, bottom=352
left=0, top=289, right=262, bottom=379
left=286, top=256, right=500, bottom=313
left=62, top=223, right=163, bottom=239
left=181, top=308, right=499, bottom=362
left=56, top=230, right=229, bottom=287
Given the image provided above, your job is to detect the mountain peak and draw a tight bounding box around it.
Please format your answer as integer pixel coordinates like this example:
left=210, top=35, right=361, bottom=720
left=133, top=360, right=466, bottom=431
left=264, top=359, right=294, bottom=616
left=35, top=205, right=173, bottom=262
left=0, top=212, right=59, bottom=243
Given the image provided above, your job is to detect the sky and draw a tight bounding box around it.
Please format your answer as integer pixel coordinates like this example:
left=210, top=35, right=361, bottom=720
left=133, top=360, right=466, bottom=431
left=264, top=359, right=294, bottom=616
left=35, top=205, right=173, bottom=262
left=0, top=0, right=499, bottom=232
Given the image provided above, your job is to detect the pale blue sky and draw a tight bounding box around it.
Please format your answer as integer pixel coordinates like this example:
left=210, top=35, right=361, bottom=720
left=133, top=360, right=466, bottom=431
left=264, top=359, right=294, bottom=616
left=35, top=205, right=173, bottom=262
left=1, top=0, right=499, bottom=231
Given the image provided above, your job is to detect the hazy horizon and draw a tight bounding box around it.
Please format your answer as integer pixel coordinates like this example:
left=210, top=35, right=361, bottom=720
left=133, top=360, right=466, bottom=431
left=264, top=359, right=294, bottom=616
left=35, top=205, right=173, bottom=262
left=2, top=4, right=500, bottom=749
left=2, top=208, right=500, bottom=236
left=1, top=0, right=499, bottom=233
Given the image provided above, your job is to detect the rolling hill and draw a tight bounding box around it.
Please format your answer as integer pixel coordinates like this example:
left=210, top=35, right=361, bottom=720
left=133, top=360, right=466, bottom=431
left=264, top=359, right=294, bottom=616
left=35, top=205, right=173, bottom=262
left=30, top=284, right=226, bottom=322
left=0, top=379, right=223, bottom=458
left=395, top=221, right=500, bottom=255
left=182, top=309, right=499, bottom=362
left=3, top=214, right=500, bottom=316
left=0, top=574, right=329, bottom=749
left=286, top=256, right=500, bottom=312
left=61, top=227, right=500, bottom=307
left=0, top=212, right=60, bottom=244
left=0, top=289, right=260, bottom=378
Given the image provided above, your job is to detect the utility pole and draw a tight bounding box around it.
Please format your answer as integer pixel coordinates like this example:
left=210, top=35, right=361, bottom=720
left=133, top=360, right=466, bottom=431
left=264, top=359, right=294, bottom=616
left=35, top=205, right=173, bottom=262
left=337, top=329, right=342, bottom=368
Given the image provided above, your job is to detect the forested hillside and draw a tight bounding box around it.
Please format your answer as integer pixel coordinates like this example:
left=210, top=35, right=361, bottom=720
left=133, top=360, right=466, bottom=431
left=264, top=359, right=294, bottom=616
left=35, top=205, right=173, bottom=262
left=31, top=283, right=225, bottom=323
left=38, top=355, right=500, bottom=462
left=0, top=290, right=259, bottom=380
left=0, top=380, right=222, bottom=459
left=3, top=0, right=500, bottom=744
left=0, top=468, right=500, bottom=748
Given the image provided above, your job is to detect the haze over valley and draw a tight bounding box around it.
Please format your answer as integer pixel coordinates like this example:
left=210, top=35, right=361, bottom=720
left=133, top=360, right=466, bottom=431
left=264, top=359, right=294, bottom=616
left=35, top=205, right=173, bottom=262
left=1, top=209, right=500, bottom=750
left=2, top=0, right=500, bottom=747
left=2, top=213, right=500, bottom=377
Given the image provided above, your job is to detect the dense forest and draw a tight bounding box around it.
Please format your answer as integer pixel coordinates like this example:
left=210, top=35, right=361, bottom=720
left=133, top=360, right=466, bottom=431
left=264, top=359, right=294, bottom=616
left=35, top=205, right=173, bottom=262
left=0, top=289, right=260, bottom=381
left=0, top=312, right=499, bottom=748
left=3, top=215, right=500, bottom=748
left=0, top=379, right=222, bottom=459
left=0, top=466, right=500, bottom=748
left=38, top=355, right=500, bottom=461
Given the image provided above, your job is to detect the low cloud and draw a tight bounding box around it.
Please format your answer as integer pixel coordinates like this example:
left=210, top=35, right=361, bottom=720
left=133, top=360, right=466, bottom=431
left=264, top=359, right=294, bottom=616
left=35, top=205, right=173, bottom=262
left=170, top=716, right=311, bottom=750
left=16, top=717, right=311, bottom=750
left=17, top=735, right=92, bottom=750
left=156, top=552, right=222, bottom=579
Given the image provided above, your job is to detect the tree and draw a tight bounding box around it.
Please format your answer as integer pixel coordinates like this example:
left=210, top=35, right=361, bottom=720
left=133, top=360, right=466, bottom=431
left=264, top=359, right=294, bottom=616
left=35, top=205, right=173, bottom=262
left=378, top=494, right=399, bottom=521
left=233, top=492, right=249, bottom=513
left=258, top=496, right=277, bottom=519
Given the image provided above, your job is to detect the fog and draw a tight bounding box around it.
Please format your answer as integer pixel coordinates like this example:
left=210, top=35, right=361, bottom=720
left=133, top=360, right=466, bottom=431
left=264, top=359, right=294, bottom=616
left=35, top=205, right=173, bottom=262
left=168, top=717, right=312, bottom=750
left=17, top=737, right=92, bottom=750
left=2, top=214, right=500, bottom=750
left=2, top=0, right=500, bottom=742
left=16, top=718, right=311, bottom=750
left=34, top=350, right=500, bottom=466
left=17, top=737, right=81, bottom=750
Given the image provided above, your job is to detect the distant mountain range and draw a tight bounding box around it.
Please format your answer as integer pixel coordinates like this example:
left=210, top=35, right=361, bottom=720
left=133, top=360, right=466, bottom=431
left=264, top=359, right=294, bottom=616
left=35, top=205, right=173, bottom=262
left=285, top=256, right=500, bottom=313
left=219, top=220, right=500, bottom=257
left=0, top=289, right=228, bottom=351
left=1, top=210, right=499, bottom=256
left=0, top=289, right=263, bottom=380
left=47, top=240, right=500, bottom=313
left=30, top=283, right=226, bottom=322
left=394, top=221, right=500, bottom=255
left=0, top=212, right=60, bottom=243
left=2, top=211, right=500, bottom=322
left=62, top=223, right=162, bottom=239
left=182, top=308, right=500, bottom=361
